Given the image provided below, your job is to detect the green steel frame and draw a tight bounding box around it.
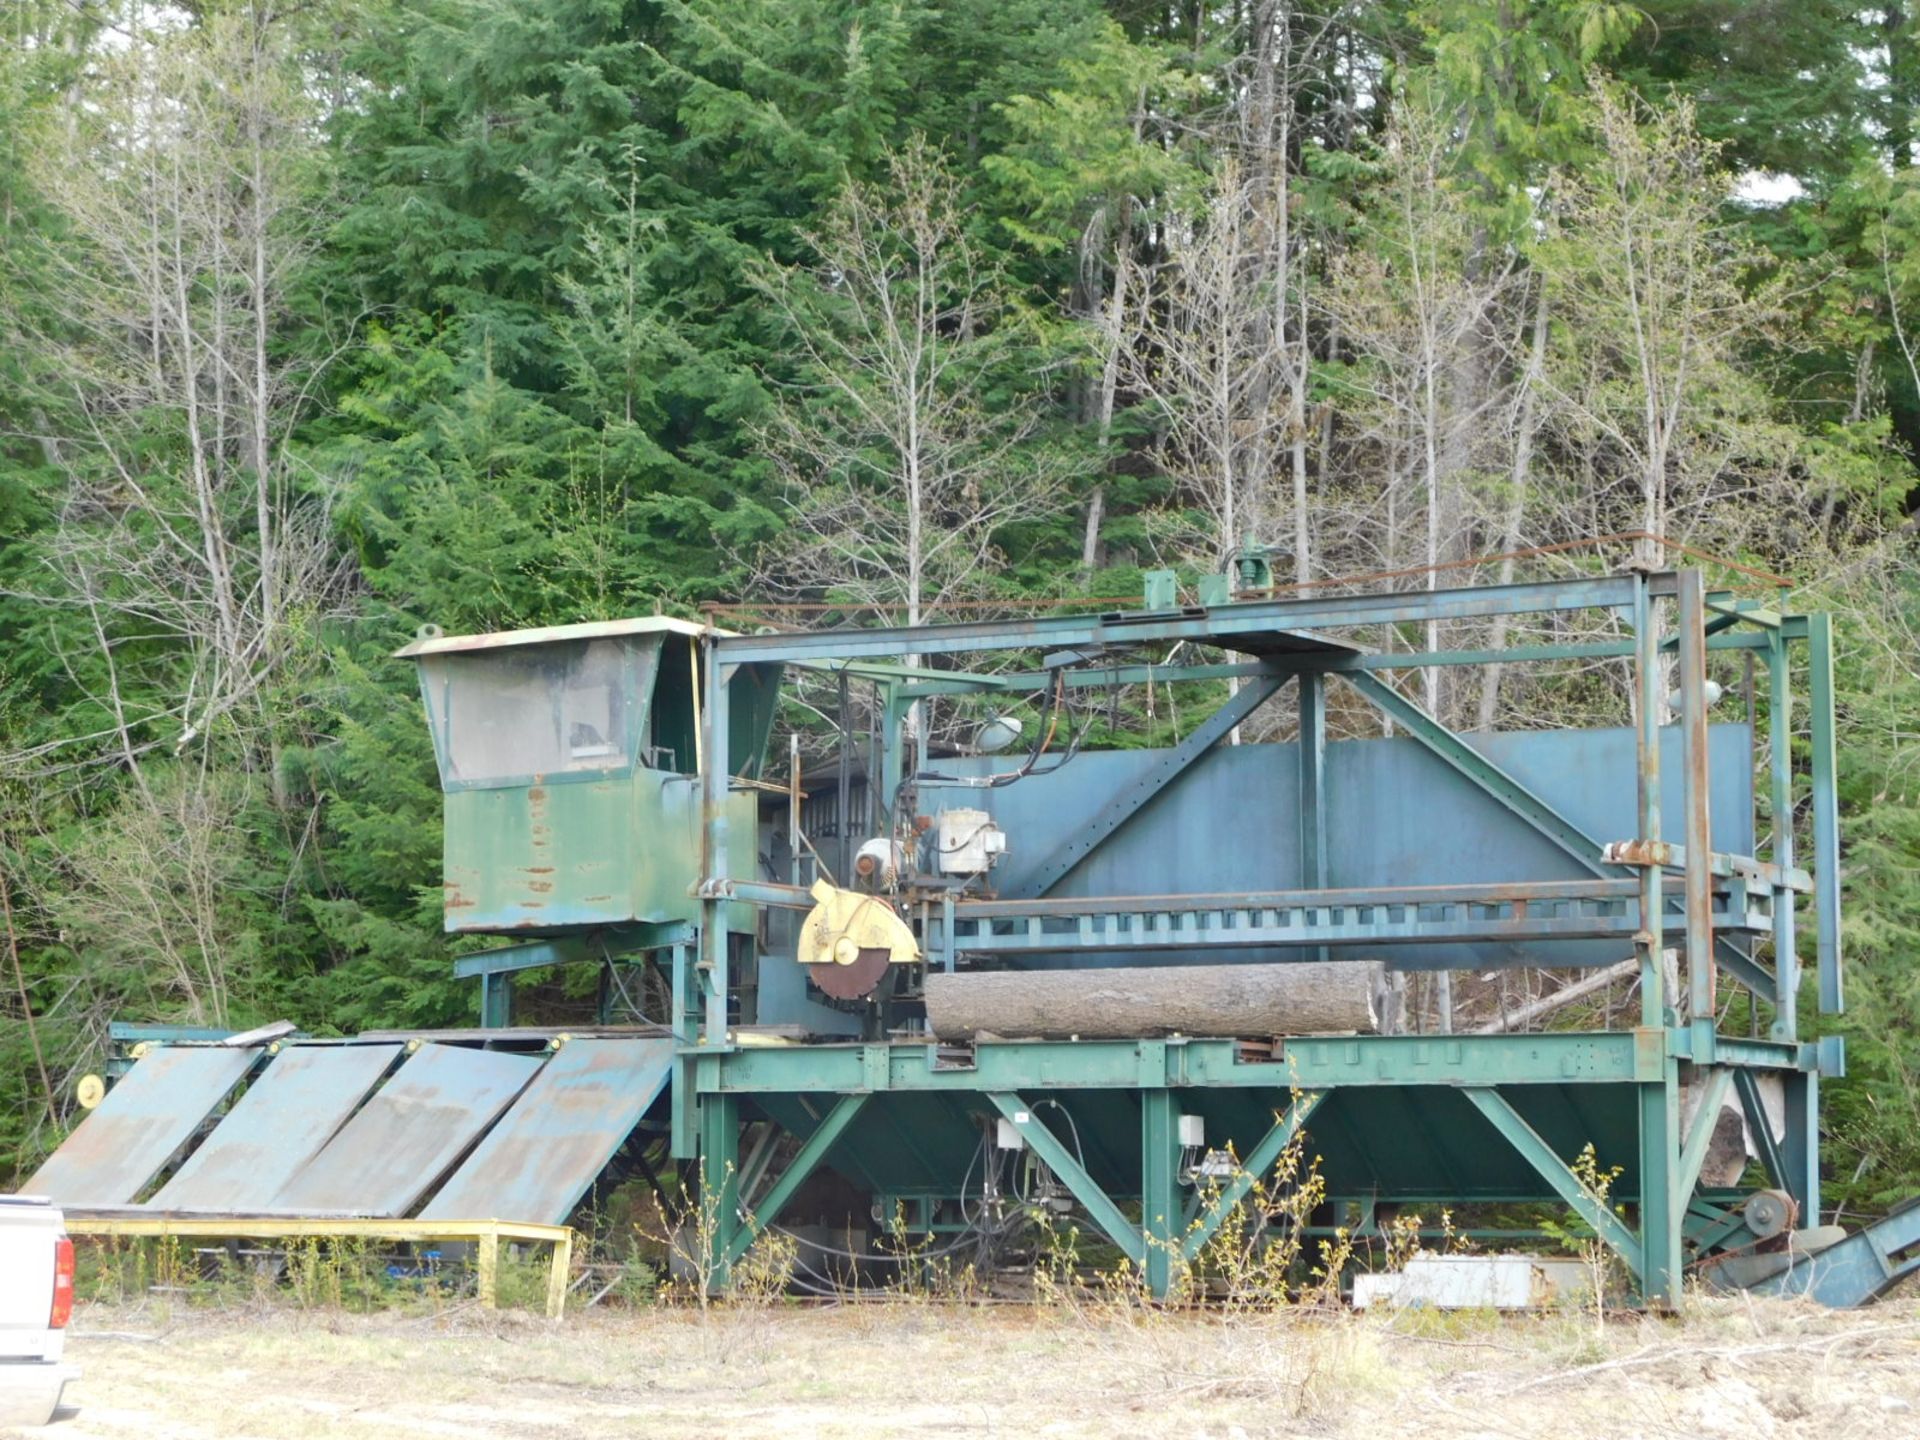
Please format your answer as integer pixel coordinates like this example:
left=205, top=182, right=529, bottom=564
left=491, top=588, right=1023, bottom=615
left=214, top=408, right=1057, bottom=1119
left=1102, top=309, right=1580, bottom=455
left=448, top=568, right=1843, bottom=1307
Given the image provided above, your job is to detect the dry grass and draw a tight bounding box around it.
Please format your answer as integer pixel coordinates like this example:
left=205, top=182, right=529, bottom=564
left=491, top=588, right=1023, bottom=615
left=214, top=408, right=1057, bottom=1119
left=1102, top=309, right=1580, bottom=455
left=24, top=1293, right=1920, bottom=1440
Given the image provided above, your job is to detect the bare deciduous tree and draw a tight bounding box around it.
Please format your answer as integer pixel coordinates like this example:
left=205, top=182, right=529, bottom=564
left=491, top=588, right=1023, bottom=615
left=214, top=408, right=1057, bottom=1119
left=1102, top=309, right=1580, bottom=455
left=8, top=6, right=347, bottom=789
left=1539, top=86, right=1798, bottom=567
left=751, top=139, right=1074, bottom=633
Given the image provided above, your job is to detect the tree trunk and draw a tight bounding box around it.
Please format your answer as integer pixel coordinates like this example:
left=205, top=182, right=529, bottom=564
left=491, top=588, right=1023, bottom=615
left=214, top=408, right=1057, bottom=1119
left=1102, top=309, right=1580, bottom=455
left=924, top=961, right=1382, bottom=1041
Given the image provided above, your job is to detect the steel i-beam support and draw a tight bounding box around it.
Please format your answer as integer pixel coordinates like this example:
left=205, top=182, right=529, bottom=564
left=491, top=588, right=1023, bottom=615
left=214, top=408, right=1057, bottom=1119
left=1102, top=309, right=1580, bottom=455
left=1141, top=1090, right=1180, bottom=1297
left=986, top=1093, right=1143, bottom=1266
left=1807, top=613, right=1842, bottom=1013
left=699, top=641, right=732, bottom=1050
left=1634, top=574, right=1667, bottom=1027
left=723, top=1093, right=870, bottom=1267
left=1341, top=671, right=1613, bottom=878
left=1766, top=633, right=1797, bottom=1038
left=1182, top=1092, right=1325, bottom=1262
left=1676, top=571, right=1716, bottom=1037
left=1638, top=1061, right=1684, bottom=1306
left=1013, top=672, right=1288, bottom=898
left=479, top=972, right=511, bottom=1029
left=699, top=1090, right=740, bottom=1291
left=1463, top=1087, right=1644, bottom=1284
left=1783, top=1068, right=1820, bottom=1224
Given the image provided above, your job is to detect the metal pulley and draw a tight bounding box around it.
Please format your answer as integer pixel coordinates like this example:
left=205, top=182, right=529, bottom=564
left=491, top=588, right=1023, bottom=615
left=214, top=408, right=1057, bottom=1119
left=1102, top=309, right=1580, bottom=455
left=796, top=878, right=920, bottom=1000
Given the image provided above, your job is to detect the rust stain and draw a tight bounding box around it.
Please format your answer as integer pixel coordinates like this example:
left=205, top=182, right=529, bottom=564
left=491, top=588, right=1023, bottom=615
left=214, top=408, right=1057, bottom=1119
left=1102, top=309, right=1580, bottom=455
left=523, top=866, right=555, bottom=875
left=528, top=881, right=554, bottom=894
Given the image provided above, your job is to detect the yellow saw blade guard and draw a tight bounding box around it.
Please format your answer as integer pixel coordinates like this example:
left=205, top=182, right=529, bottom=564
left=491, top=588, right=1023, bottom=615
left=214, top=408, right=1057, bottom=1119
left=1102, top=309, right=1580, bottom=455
left=796, top=879, right=921, bottom=969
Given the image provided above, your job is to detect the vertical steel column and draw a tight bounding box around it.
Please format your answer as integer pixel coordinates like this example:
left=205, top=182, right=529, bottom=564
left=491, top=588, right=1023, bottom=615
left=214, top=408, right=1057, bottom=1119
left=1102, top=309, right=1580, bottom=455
left=836, top=670, right=854, bottom=884
left=1675, top=571, right=1715, bottom=1030
left=670, top=942, right=697, bottom=1158
left=1808, top=614, right=1843, bottom=1014
left=1297, top=671, right=1328, bottom=969
left=699, top=1089, right=740, bottom=1291
left=1767, top=633, right=1798, bottom=1040
left=700, top=642, right=732, bottom=1048
left=1140, top=1089, right=1180, bottom=1299
left=479, top=972, right=511, bottom=1030
left=1637, top=1061, right=1683, bottom=1308
left=1634, top=574, right=1665, bottom=1028
left=1783, top=1068, right=1821, bottom=1225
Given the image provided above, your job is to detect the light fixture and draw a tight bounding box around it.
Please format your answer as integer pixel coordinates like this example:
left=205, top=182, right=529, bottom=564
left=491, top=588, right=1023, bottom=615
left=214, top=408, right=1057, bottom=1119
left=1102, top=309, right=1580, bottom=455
left=975, top=714, right=1024, bottom=754
left=1665, top=679, right=1725, bottom=712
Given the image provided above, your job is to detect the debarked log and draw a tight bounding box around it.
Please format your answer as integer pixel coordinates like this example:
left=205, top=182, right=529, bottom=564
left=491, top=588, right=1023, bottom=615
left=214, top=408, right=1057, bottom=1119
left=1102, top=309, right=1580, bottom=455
left=922, top=961, right=1382, bottom=1042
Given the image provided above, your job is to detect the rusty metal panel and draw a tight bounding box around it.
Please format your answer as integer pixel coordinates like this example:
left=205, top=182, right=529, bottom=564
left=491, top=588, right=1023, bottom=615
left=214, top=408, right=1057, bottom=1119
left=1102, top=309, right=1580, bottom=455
left=19, top=1045, right=257, bottom=1207
left=148, top=1044, right=403, bottom=1212
left=271, top=1043, right=541, bottom=1217
left=420, top=1037, right=673, bottom=1223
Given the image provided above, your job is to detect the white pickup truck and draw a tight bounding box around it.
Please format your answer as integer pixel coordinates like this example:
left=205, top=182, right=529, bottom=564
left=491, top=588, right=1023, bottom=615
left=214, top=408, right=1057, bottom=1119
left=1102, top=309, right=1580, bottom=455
left=0, top=1196, right=77, bottom=1428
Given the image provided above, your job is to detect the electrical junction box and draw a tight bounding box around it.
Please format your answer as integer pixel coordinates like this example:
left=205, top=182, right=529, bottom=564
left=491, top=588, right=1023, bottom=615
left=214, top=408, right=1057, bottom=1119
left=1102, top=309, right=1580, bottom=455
left=935, top=809, right=1008, bottom=876
left=995, top=1116, right=1026, bottom=1151
left=1177, top=1114, right=1205, bottom=1147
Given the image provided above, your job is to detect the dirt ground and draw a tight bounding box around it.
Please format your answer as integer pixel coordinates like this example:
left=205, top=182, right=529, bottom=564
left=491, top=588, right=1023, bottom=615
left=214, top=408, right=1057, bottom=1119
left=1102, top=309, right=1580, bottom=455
left=23, top=1294, right=1920, bottom=1440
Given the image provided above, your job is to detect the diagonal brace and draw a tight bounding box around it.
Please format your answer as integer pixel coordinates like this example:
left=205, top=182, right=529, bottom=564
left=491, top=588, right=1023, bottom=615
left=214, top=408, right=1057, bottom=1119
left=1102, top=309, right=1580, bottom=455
left=1732, top=1069, right=1787, bottom=1193
left=1342, top=672, right=1618, bottom=879
left=1675, top=1068, right=1735, bottom=1211
left=986, top=1093, right=1143, bottom=1262
left=724, top=1093, right=870, bottom=1266
left=1012, top=672, right=1289, bottom=898
left=1463, top=1087, right=1642, bottom=1277
left=1182, top=1092, right=1325, bottom=1261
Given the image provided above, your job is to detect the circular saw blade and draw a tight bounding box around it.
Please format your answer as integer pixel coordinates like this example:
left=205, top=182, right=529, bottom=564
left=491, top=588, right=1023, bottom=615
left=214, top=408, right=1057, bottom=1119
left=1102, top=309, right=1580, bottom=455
left=808, top=946, right=892, bottom=1001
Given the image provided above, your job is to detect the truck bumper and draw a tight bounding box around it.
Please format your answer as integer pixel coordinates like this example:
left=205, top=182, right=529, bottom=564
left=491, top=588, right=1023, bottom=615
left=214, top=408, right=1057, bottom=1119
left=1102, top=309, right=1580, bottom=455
left=0, top=1362, right=79, bottom=1428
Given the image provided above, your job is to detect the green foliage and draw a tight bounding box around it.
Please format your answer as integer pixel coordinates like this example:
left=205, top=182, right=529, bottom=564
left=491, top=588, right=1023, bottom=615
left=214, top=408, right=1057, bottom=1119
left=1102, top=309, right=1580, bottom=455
left=0, top=0, right=1916, bottom=1236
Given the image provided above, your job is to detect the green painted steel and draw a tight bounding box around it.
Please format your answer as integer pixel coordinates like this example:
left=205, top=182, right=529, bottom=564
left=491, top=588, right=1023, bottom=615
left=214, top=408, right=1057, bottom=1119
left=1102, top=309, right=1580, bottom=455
left=1767, top=634, right=1798, bottom=1039
left=1010, top=672, right=1289, bottom=898
left=398, top=567, right=1860, bottom=1307
left=1808, top=613, right=1843, bottom=1013
left=1140, top=1089, right=1180, bottom=1295
left=701, top=1032, right=1663, bottom=1095
left=987, top=1092, right=1144, bottom=1264
left=1463, top=1087, right=1644, bottom=1280
left=700, top=1091, right=741, bottom=1288
left=725, top=1093, right=870, bottom=1265
left=1342, top=670, right=1619, bottom=879
left=441, top=771, right=754, bottom=935
left=1181, top=1093, right=1323, bottom=1262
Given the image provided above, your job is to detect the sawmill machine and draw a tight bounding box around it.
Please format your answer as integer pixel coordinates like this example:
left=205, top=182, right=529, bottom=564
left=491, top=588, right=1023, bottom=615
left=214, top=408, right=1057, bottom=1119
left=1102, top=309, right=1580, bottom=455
left=385, top=563, right=1917, bottom=1307
left=24, top=564, right=1918, bottom=1309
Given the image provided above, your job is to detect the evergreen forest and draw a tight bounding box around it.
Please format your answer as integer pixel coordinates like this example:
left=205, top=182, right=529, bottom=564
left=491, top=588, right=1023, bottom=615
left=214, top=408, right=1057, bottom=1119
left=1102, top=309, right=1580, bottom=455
left=3, top=0, right=1920, bottom=1222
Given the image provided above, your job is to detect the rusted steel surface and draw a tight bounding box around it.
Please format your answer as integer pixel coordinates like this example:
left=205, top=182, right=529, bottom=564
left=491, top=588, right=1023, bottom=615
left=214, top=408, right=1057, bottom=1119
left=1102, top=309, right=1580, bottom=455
left=21, top=1045, right=257, bottom=1207
left=271, top=1043, right=541, bottom=1217
left=420, top=1037, right=673, bottom=1223
left=149, top=1043, right=403, bottom=1212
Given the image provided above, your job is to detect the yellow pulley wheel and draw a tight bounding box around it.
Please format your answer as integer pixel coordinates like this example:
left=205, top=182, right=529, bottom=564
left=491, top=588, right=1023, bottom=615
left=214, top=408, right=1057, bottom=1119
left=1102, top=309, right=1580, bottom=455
left=75, top=1074, right=106, bottom=1110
